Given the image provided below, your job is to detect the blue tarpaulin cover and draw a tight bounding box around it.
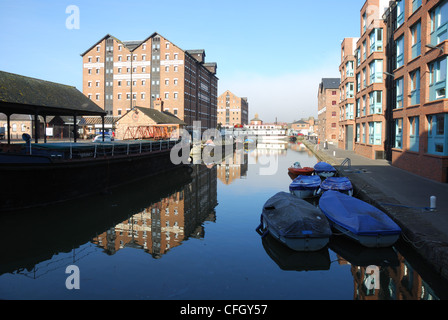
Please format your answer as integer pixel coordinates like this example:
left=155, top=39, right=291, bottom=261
left=314, top=162, right=336, bottom=173
left=289, top=175, right=321, bottom=191
left=320, top=177, right=353, bottom=192
left=319, top=191, right=401, bottom=236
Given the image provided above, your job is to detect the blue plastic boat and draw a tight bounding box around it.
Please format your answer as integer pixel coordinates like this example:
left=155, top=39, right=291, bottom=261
left=289, top=175, right=322, bottom=199
left=317, top=177, right=353, bottom=196
left=319, top=191, right=401, bottom=248
left=256, top=192, right=332, bottom=252
left=314, top=162, right=337, bottom=178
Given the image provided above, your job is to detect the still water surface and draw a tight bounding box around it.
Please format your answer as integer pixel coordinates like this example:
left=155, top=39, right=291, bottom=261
left=1, top=142, right=447, bottom=300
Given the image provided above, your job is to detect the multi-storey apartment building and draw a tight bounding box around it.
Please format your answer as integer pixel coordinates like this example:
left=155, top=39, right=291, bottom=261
left=217, top=90, right=249, bottom=128
left=384, top=0, right=448, bottom=183
left=354, top=0, right=390, bottom=160
left=339, top=38, right=359, bottom=151
left=317, top=78, right=341, bottom=144
left=81, top=33, right=218, bottom=132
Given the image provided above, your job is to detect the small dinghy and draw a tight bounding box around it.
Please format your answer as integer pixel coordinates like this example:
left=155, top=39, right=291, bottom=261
left=288, top=162, right=314, bottom=178
left=314, top=162, right=337, bottom=178
left=289, top=175, right=322, bottom=199
left=256, top=192, right=332, bottom=251
left=319, top=191, right=401, bottom=248
left=317, top=176, right=353, bottom=196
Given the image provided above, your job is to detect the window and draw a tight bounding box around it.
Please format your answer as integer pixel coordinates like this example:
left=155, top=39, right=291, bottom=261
left=369, top=91, right=383, bottom=114
left=370, top=29, right=383, bottom=52
left=410, top=69, right=420, bottom=105
left=362, top=40, right=367, bottom=60
left=429, top=58, right=447, bottom=101
left=363, top=68, right=366, bottom=88
left=346, top=103, right=354, bottom=120
left=362, top=95, right=366, bottom=116
left=96, top=94, right=100, bottom=101
left=356, top=73, right=361, bottom=92
left=356, top=123, right=360, bottom=142
left=370, top=60, right=383, bottom=83
left=362, top=123, right=366, bottom=143
left=411, top=21, right=421, bottom=59
left=346, top=61, right=354, bottom=77
left=428, top=113, right=448, bottom=155
left=396, top=77, right=404, bottom=108
left=395, top=118, right=403, bottom=149
left=332, top=91, right=337, bottom=95
left=430, top=1, right=448, bottom=45
left=356, top=99, right=361, bottom=117
left=118, top=93, right=122, bottom=100
left=369, top=122, right=382, bottom=145
left=409, top=116, right=419, bottom=152
left=397, top=0, right=405, bottom=28
left=396, top=36, right=404, bottom=69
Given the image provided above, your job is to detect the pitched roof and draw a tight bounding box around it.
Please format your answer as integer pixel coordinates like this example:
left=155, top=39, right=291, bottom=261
left=320, top=78, right=340, bottom=90
left=0, top=71, right=106, bottom=117
left=81, top=33, right=218, bottom=78
left=121, top=107, right=185, bottom=125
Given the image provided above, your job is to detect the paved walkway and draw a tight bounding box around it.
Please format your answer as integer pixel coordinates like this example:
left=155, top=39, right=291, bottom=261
left=302, top=139, right=448, bottom=281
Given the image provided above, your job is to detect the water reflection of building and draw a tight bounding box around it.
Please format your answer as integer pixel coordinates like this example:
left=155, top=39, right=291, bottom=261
left=93, top=165, right=217, bottom=258
left=335, top=252, right=438, bottom=300
left=217, top=150, right=248, bottom=185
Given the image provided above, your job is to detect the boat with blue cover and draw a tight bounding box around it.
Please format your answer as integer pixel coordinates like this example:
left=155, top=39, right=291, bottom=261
left=319, top=191, right=401, bottom=248
left=317, top=176, right=353, bottom=196
left=256, top=192, right=332, bottom=252
left=314, top=161, right=337, bottom=178
left=289, top=175, right=322, bottom=199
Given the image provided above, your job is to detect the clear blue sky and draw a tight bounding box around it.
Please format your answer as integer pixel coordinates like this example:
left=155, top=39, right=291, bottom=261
left=0, top=0, right=363, bottom=123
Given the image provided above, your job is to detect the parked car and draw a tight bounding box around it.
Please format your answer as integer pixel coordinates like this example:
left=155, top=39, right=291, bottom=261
left=92, top=135, right=114, bottom=142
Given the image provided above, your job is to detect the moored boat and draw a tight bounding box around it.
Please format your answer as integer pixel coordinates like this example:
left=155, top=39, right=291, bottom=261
left=288, top=161, right=314, bottom=179
left=317, top=176, right=353, bottom=196
left=314, top=161, right=337, bottom=178
left=289, top=175, right=321, bottom=199
left=318, top=191, right=402, bottom=248
left=256, top=192, right=332, bottom=252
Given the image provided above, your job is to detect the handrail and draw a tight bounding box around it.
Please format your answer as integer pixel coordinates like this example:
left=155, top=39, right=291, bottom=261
left=340, top=157, right=352, bottom=169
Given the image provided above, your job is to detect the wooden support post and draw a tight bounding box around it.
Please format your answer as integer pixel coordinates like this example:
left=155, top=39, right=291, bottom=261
left=6, top=113, right=10, bottom=145
left=73, top=114, right=77, bottom=143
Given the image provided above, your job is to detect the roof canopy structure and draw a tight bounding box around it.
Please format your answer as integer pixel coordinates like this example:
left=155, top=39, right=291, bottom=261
left=0, top=71, right=106, bottom=144
left=0, top=71, right=106, bottom=117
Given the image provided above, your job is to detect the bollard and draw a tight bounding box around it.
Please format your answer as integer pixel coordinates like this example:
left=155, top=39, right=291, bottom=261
left=430, top=196, right=437, bottom=212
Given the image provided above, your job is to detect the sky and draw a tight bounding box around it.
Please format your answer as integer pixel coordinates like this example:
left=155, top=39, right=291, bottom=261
left=0, top=0, right=363, bottom=123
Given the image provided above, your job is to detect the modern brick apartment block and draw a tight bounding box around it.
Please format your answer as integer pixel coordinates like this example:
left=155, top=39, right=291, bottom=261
left=339, top=37, right=360, bottom=151
left=317, top=78, right=341, bottom=144
left=217, top=90, right=249, bottom=128
left=81, top=33, right=218, bottom=132
left=384, top=0, right=448, bottom=183
left=354, top=0, right=390, bottom=160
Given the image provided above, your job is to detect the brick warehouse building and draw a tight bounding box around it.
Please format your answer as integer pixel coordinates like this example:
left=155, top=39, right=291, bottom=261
left=317, top=78, right=341, bottom=144
left=81, top=33, right=218, bottom=132
left=325, top=0, right=448, bottom=183
left=217, top=90, right=249, bottom=128
left=384, top=0, right=448, bottom=183
left=353, top=0, right=390, bottom=160
left=338, top=37, right=359, bottom=151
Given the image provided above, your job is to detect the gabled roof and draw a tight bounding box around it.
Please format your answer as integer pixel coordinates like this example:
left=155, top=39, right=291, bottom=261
left=120, top=106, right=185, bottom=125
left=80, top=33, right=218, bottom=77
left=0, top=71, right=106, bottom=117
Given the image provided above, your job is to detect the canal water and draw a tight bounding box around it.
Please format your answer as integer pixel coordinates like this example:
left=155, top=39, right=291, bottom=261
left=1, top=141, right=447, bottom=301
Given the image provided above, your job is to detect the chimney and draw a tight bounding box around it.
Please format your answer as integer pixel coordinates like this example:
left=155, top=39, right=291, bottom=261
left=153, top=98, right=164, bottom=112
